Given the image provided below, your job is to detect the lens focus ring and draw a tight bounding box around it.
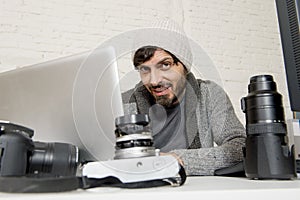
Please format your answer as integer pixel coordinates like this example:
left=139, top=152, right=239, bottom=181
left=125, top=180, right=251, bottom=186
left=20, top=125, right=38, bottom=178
left=246, top=123, right=287, bottom=135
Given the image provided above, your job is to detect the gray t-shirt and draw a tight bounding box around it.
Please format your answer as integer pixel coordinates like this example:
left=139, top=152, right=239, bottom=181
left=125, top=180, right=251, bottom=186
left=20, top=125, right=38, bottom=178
left=149, top=98, right=188, bottom=152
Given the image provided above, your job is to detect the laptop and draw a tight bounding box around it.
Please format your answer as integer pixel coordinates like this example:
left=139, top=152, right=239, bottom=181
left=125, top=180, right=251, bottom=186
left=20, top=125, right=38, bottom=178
left=0, top=46, right=124, bottom=162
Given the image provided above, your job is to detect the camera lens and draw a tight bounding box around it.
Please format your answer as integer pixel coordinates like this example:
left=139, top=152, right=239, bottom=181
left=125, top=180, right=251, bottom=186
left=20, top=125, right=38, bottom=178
left=114, top=114, right=156, bottom=159
left=28, top=142, right=78, bottom=177
left=242, top=75, right=285, bottom=127
left=241, top=74, right=296, bottom=179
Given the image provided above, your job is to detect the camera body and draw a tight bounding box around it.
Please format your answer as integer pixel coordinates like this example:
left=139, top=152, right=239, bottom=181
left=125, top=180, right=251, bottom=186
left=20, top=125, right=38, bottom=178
left=241, top=75, right=297, bottom=179
left=82, top=153, right=182, bottom=186
left=0, top=121, right=79, bottom=177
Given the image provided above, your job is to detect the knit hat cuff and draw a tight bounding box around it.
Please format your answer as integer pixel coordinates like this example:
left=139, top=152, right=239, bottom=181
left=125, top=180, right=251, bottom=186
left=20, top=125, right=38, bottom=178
left=132, top=20, right=193, bottom=71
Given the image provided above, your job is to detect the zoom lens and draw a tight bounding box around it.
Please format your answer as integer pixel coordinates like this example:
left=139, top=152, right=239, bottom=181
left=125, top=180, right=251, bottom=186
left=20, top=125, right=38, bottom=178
left=241, top=74, right=296, bottom=179
left=114, top=114, right=156, bottom=159
left=242, top=75, right=285, bottom=125
left=28, top=142, right=79, bottom=177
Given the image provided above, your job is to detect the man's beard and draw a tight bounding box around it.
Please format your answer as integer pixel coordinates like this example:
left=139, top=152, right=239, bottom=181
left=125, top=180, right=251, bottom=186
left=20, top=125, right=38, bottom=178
left=150, top=79, right=186, bottom=108
left=156, top=94, right=178, bottom=108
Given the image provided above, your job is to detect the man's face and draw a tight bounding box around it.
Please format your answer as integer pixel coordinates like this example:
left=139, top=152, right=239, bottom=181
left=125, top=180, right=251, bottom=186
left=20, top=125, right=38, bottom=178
left=137, top=49, right=187, bottom=108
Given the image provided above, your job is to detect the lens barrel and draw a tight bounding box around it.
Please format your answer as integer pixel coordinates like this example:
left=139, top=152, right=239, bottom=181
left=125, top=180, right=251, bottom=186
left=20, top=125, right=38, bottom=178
left=242, top=75, right=285, bottom=124
left=29, top=142, right=79, bottom=177
left=114, top=114, right=156, bottom=159
left=241, top=75, right=296, bottom=179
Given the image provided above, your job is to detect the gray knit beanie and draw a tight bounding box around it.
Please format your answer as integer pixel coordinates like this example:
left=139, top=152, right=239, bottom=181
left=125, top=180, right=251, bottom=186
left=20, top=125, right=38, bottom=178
left=133, top=18, right=193, bottom=72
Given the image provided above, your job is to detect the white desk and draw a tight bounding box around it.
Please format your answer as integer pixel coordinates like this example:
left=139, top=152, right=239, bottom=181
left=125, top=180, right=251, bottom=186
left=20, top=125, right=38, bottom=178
left=0, top=176, right=299, bottom=200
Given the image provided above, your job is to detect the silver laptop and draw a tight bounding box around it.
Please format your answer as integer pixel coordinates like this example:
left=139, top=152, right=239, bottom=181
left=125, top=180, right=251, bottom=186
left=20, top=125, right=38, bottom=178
left=0, top=46, right=124, bottom=162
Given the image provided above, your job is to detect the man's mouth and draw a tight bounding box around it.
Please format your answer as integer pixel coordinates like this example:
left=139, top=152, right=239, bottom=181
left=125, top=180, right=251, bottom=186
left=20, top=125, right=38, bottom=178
left=149, top=82, right=173, bottom=97
left=152, top=86, right=171, bottom=96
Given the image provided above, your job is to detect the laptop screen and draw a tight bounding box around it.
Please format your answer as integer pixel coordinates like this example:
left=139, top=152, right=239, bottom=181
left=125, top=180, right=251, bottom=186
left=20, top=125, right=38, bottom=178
left=0, top=46, right=124, bottom=162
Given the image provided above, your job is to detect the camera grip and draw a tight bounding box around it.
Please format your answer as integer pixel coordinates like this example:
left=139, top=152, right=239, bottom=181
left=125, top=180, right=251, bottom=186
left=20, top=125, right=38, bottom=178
left=0, top=133, right=34, bottom=176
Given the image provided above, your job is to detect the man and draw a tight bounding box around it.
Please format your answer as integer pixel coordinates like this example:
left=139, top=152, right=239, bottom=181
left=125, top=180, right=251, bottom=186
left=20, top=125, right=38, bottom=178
left=122, top=45, right=246, bottom=176
left=121, top=18, right=246, bottom=175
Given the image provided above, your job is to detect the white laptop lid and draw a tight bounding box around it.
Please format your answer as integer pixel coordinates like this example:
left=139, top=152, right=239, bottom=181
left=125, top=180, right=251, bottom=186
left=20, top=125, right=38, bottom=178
left=0, top=46, right=124, bottom=162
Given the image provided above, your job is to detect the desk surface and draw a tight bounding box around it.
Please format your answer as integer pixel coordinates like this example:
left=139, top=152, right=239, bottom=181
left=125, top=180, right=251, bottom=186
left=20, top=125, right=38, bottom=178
left=0, top=176, right=300, bottom=200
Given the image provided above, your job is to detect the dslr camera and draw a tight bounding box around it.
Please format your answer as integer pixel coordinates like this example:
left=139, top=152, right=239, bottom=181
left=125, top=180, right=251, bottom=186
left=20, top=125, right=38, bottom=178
left=81, top=113, right=186, bottom=187
left=0, top=121, right=79, bottom=177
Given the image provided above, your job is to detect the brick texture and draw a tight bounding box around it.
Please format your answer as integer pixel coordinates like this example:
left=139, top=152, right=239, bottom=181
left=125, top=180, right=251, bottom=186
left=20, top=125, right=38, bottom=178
left=0, top=0, right=293, bottom=122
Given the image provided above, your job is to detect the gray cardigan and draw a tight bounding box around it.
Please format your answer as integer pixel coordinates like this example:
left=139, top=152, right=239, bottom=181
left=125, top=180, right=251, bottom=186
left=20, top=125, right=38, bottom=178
left=122, top=72, right=246, bottom=175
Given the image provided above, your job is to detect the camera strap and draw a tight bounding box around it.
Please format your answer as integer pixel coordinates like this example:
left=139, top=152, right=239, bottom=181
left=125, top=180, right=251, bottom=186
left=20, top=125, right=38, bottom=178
left=0, top=176, right=80, bottom=193
left=0, top=165, right=186, bottom=193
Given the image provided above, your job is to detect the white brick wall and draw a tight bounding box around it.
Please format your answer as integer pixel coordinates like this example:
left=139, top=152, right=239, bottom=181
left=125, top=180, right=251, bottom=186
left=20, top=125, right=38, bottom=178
left=0, top=0, right=293, bottom=122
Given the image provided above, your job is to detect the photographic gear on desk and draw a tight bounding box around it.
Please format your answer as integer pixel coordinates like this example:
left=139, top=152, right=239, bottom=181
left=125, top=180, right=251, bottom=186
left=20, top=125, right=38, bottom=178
left=0, top=121, right=79, bottom=177
left=0, top=121, right=80, bottom=193
left=81, top=113, right=186, bottom=189
left=0, top=114, right=186, bottom=193
left=241, top=75, right=297, bottom=179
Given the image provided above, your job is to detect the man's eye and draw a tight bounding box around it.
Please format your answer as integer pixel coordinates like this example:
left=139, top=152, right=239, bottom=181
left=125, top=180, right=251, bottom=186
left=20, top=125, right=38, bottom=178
left=161, top=62, right=171, bottom=70
left=139, top=66, right=150, bottom=73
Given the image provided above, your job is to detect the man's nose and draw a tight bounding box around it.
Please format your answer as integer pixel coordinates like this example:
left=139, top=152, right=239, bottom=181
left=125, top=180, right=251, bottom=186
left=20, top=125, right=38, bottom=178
left=149, top=69, right=162, bottom=86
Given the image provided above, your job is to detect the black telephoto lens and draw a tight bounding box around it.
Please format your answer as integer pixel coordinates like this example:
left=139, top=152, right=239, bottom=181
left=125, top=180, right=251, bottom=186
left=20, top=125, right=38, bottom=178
left=28, top=142, right=79, bottom=177
left=241, top=74, right=296, bottom=179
